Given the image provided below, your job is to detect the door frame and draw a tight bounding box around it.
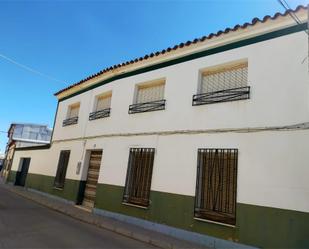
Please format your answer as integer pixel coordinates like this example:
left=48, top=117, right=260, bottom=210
left=15, top=157, right=31, bottom=186
left=76, top=149, right=102, bottom=205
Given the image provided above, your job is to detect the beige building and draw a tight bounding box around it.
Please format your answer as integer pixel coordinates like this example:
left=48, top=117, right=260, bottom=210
left=2, top=123, right=51, bottom=181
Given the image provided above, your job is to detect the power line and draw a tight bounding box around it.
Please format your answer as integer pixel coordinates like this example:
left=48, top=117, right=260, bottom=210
left=276, top=0, right=309, bottom=67
left=282, top=0, right=303, bottom=23
left=276, top=0, right=309, bottom=35
left=0, top=53, right=66, bottom=84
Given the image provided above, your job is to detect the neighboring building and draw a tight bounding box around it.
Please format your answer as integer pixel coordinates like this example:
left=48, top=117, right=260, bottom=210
left=8, top=6, right=309, bottom=248
left=0, top=154, right=4, bottom=171
left=2, top=123, right=51, bottom=180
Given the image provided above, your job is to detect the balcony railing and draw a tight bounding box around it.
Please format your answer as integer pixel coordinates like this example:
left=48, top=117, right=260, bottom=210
left=192, top=86, right=250, bottom=106
left=62, top=116, right=78, bottom=126
left=89, top=108, right=111, bottom=121
left=129, top=99, right=166, bottom=114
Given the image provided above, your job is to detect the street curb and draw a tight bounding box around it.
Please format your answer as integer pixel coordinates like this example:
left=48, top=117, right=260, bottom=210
left=3, top=184, right=204, bottom=249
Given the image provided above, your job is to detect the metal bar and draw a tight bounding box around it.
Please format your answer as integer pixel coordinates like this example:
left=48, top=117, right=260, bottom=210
left=54, top=150, right=70, bottom=188
left=145, top=149, right=155, bottom=205
left=192, top=86, right=250, bottom=106
left=89, top=108, right=111, bottom=121
left=129, top=99, right=166, bottom=114
left=62, top=117, right=78, bottom=126
left=194, top=148, right=238, bottom=225
left=123, top=149, right=133, bottom=203
left=142, top=149, right=150, bottom=201
left=194, top=90, right=249, bottom=103
left=123, top=148, right=155, bottom=207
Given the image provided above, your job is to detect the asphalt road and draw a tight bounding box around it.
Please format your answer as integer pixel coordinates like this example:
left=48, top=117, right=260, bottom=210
left=0, top=186, right=156, bottom=249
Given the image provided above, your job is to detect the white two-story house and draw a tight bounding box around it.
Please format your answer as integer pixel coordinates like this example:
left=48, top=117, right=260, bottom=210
left=9, top=6, right=309, bottom=249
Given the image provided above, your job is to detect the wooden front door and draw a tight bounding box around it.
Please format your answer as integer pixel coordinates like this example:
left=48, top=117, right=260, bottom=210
left=82, top=150, right=102, bottom=209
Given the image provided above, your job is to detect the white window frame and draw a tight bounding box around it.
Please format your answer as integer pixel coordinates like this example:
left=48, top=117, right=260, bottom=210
left=198, top=59, right=248, bottom=94
left=134, top=78, right=166, bottom=104
left=66, top=102, right=80, bottom=119
left=93, top=91, right=112, bottom=112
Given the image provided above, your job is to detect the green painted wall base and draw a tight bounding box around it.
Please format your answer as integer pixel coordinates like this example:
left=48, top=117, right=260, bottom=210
left=6, top=172, right=309, bottom=248
left=95, top=183, right=309, bottom=249
left=7, top=170, right=17, bottom=184
left=8, top=171, right=82, bottom=203
left=25, top=173, right=82, bottom=202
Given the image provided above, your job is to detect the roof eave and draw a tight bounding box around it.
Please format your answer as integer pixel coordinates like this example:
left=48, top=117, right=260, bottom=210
left=54, top=5, right=308, bottom=101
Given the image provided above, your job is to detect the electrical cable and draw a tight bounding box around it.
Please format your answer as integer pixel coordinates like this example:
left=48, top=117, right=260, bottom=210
left=0, top=53, right=66, bottom=84
left=276, top=0, right=308, bottom=35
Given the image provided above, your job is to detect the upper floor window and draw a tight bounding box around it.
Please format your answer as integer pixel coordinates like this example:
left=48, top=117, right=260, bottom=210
left=129, top=79, right=166, bottom=114
left=63, top=103, right=80, bottom=126
left=193, top=61, right=250, bottom=106
left=89, top=92, right=112, bottom=121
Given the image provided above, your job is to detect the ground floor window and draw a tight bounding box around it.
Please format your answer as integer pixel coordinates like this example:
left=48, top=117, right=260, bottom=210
left=123, top=148, right=155, bottom=207
left=194, top=148, right=238, bottom=225
left=54, top=150, right=70, bottom=189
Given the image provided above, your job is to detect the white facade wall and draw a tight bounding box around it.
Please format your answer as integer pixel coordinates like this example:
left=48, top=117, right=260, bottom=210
left=11, top=29, right=309, bottom=215
left=12, top=130, right=309, bottom=214
left=53, top=31, right=309, bottom=141
left=11, top=142, right=84, bottom=181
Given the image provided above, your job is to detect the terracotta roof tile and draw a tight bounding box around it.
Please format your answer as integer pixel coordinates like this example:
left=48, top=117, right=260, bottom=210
left=54, top=5, right=307, bottom=96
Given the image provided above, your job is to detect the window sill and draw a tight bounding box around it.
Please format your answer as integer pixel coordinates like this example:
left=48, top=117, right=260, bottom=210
left=62, top=123, right=78, bottom=127
left=53, top=187, right=64, bottom=191
left=194, top=217, right=236, bottom=228
left=88, top=116, right=110, bottom=121
left=122, top=202, right=148, bottom=210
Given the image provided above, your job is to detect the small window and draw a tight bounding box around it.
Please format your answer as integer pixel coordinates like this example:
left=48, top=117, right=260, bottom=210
left=194, top=148, right=238, bottom=225
left=129, top=80, right=166, bottom=114
left=63, top=103, right=80, bottom=126
left=193, top=61, right=250, bottom=105
left=67, top=103, right=80, bottom=119
left=123, top=148, right=155, bottom=207
left=136, top=82, right=165, bottom=104
left=89, top=93, right=112, bottom=120
left=54, top=150, right=70, bottom=189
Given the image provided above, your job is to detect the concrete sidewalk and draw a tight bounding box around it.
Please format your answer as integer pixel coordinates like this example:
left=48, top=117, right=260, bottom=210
left=1, top=182, right=206, bottom=249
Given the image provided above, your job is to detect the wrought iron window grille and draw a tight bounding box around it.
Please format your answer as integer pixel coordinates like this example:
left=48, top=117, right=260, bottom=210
left=194, top=148, right=238, bottom=225
left=128, top=99, right=166, bottom=114
left=62, top=116, right=78, bottom=126
left=123, top=148, right=155, bottom=207
left=192, top=86, right=250, bottom=106
left=89, top=108, right=111, bottom=121
left=54, top=150, right=70, bottom=189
